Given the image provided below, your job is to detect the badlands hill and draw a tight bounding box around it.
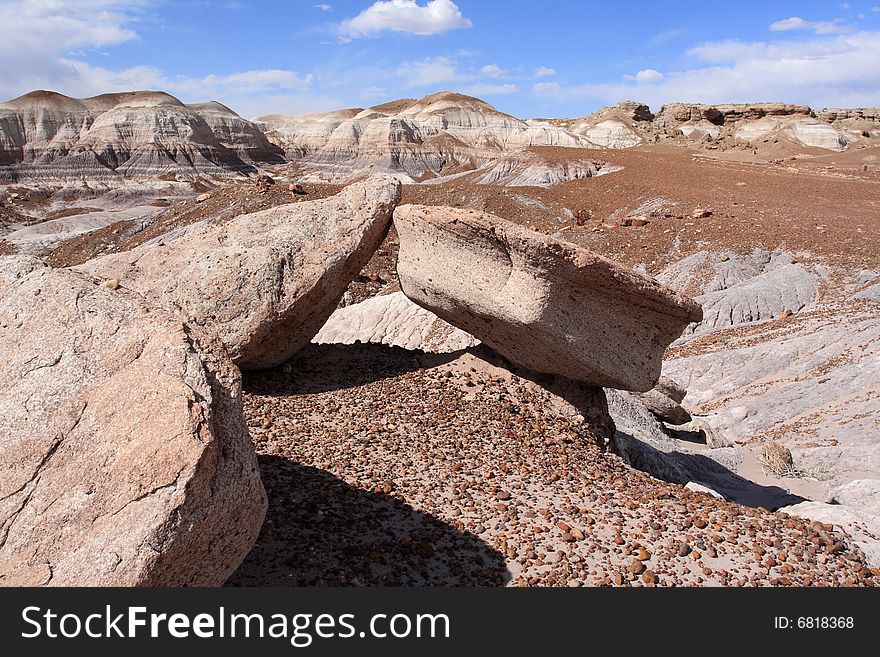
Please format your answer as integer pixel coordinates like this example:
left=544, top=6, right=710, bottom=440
left=255, top=92, right=879, bottom=184
left=0, top=90, right=283, bottom=182
left=2, top=88, right=878, bottom=187
left=255, top=91, right=613, bottom=185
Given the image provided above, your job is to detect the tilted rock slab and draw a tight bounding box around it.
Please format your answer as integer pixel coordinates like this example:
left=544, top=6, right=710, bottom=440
left=393, top=205, right=702, bottom=391
left=0, top=257, right=266, bottom=586
left=313, top=291, right=479, bottom=353
left=76, top=178, right=401, bottom=369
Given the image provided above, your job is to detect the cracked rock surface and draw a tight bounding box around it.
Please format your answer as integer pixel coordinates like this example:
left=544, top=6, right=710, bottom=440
left=75, top=178, right=401, bottom=369
left=394, top=204, right=702, bottom=391
left=0, top=256, right=265, bottom=586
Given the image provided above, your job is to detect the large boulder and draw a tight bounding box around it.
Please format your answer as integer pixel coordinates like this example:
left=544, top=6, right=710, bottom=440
left=0, top=257, right=266, bottom=586
left=393, top=205, right=702, bottom=391
left=76, top=178, right=401, bottom=369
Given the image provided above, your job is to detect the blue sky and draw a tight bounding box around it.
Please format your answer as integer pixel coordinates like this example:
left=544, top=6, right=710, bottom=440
left=2, top=0, right=880, bottom=118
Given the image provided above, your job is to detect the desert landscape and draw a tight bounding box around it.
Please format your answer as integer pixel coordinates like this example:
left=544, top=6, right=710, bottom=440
left=1, top=84, right=879, bottom=588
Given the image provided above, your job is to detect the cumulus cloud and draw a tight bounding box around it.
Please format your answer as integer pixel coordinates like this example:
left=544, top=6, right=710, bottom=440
left=534, top=66, right=557, bottom=78
left=338, top=0, right=472, bottom=39
left=532, top=81, right=561, bottom=93
left=0, top=1, right=328, bottom=116
left=632, top=69, right=664, bottom=82
left=770, top=16, right=852, bottom=35
left=59, top=59, right=312, bottom=99
left=314, top=3, right=333, bottom=10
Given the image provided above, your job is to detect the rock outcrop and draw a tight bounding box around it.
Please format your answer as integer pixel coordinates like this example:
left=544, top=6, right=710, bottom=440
left=0, top=256, right=266, bottom=586
left=650, top=102, right=855, bottom=151
left=394, top=205, right=702, bottom=391
left=656, top=250, right=820, bottom=337
left=313, top=291, right=479, bottom=353
left=76, top=178, right=401, bottom=369
left=564, top=102, right=654, bottom=149
left=0, top=90, right=279, bottom=182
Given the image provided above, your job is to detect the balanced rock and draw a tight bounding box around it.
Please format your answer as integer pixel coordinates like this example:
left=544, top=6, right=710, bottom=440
left=76, top=177, right=401, bottom=369
left=0, top=257, right=266, bottom=586
left=393, top=205, right=702, bottom=391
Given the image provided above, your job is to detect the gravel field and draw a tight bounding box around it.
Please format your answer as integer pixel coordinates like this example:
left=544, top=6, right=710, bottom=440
left=229, top=343, right=878, bottom=587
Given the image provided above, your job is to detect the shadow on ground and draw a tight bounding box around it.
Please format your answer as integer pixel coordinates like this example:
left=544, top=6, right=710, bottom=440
left=242, top=342, right=462, bottom=396
left=617, top=430, right=807, bottom=510
left=228, top=456, right=510, bottom=587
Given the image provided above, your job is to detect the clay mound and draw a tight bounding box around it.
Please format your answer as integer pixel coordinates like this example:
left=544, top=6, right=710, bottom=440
left=0, top=90, right=87, bottom=111
left=0, top=256, right=266, bottom=586
left=565, top=101, right=655, bottom=148
left=189, top=101, right=285, bottom=165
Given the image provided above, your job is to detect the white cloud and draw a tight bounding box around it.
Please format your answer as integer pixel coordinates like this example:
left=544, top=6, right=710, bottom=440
left=532, top=30, right=880, bottom=109
left=338, top=0, right=472, bottom=39
left=534, top=66, right=557, bottom=78
left=650, top=28, right=685, bottom=45
left=770, top=16, right=852, bottom=35
left=632, top=69, right=664, bottom=82
left=60, top=60, right=313, bottom=99
left=480, top=63, right=506, bottom=78
left=0, top=1, right=325, bottom=117
left=0, top=0, right=147, bottom=100
left=314, top=3, right=333, bottom=10
left=462, top=83, right=517, bottom=96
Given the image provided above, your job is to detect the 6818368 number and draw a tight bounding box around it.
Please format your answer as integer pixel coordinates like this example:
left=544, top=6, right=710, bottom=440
left=775, top=617, right=854, bottom=629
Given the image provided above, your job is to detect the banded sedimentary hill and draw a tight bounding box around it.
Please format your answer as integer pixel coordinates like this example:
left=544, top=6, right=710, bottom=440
left=0, top=90, right=282, bottom=182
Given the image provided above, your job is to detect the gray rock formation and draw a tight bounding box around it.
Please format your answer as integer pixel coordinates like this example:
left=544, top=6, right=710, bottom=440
left=0, top=256, right=266, bottom=586
left=394, top=204, right=702, bottom=391
left=313, top=291, right=479, bottom=353
left=634, top=387, right=692, bottom=425
left=826, top=480, right=880, bottom=509
left=656, top=250, right=819, bottom=337
left=76, top=178, right=401, bottom=369
left=188, top=100, right=285, bottom=165
left=663, top=298, right=880, bottom=478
